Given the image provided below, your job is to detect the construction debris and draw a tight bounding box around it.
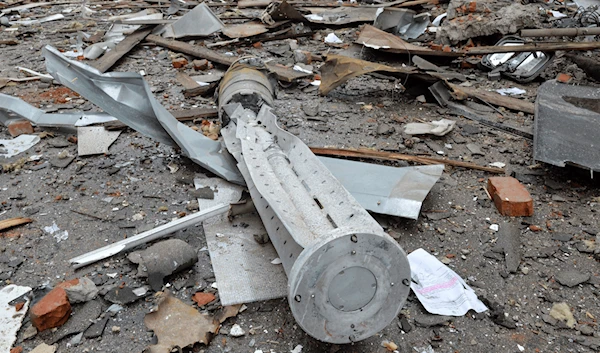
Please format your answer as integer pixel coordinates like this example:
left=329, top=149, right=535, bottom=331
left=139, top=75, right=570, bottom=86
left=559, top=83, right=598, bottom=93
left=2, top=1, right=600, bottom=352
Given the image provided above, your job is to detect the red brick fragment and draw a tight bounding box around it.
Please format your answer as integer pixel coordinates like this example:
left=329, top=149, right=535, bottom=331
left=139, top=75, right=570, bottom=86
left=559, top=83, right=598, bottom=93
left=15, top=302, right=25, bottom=311
left=172, top=57, right=188, bottom=68
left=7, top=120, right=34, bottom=137
left=529, top=225, right=542, bottom=232
left=192, top=292, right=216, bottom=306
left=30, top=287, right=71, bottom=331
left=487, top=177, right=534, bottom=217
left=10, top=347, right=23, bottom=353
left=556, top=73, right=572, bottom=83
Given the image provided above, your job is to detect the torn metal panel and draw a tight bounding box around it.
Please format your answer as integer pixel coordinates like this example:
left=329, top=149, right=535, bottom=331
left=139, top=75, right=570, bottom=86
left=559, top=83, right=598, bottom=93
left=374, top=8, right=430, bottom=40
left=144, top=292, right=219, bottom=353
left=304, top=7, right=379, bottom=25
left=0, top=284, right=32, bottom=353
left=357, top=25, right=458, bottom=57
left=43, top=45, right=243, bottom=184
left=534, top=80, right=600, bottom=172
left=195, top=177, right=288, bottom=306
left=222, top=22, right=269, bottom=39
left=319, top=54, right=416, bottom=95
left=319, top=157, right=443, bottom=220
left=77, top=127, right=121, bottom=156
left=162, top=3, right=224, bottom=38
left=0, top=93, right=116, bottom=127
left=69, top=203, right=230, bottom=268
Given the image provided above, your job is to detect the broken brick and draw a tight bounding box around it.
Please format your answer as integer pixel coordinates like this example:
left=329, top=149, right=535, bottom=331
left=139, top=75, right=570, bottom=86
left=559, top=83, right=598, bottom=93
left=487, top=177, right=534, bottom=217
left=10, top=347, right=23, bottom=353
left=192, top=292, right=216, bottom=306
left=172, top=57, right=188, bottom=68
left=15, top=302, right=25, bottom=311
left=7, top=120, right=34, bottom=137
left=30, top=287, right=72, bottom=331
left=556, top=73, right=572, bottom=84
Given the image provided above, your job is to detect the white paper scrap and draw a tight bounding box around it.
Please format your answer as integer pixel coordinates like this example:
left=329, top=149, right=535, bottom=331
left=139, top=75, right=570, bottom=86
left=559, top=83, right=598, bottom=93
left=496, top=87, right=526, bottom=96
left=324, top=33, right=343, bottom=44
left=407, top=248, right=488, bottom=316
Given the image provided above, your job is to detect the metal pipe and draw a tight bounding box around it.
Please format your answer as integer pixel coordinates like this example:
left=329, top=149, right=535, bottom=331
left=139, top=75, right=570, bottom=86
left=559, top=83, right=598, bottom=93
left=521, top=27, right=600, bottom=37
left=69, top=203, right=230, bottom=268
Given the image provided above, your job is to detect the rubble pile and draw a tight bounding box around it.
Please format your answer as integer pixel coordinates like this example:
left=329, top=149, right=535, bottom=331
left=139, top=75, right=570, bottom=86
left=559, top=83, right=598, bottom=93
left=1, top=0, right=600, bottom=352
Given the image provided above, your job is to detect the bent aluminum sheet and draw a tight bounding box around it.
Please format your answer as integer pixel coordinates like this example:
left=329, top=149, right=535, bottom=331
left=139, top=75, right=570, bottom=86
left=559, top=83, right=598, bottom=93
left=162, top=3, right=224, bottom=38
left=0, top=93, right=116, bottom=127
left=535, top=80, right=600, bottom=172
left=43, top=46, right=243, bottom=184
left=195, top=177, right=288, bottom=306
left=320, top=157, right=443, bottom=220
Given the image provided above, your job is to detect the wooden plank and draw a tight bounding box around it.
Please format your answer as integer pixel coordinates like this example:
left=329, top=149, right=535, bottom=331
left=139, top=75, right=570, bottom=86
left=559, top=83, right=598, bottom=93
left=146, top=34, right=236, bottom=66
left=176, top=72, right=212, bottom=97
left=147, top=34, right=311, bottom=82
left=93, top=27, right=154, bottom=73
left=448, top=83, right=535, bottom=115
left=0, top=217, right=33, bottom=232
left=310, top=147, right=505, bottom=174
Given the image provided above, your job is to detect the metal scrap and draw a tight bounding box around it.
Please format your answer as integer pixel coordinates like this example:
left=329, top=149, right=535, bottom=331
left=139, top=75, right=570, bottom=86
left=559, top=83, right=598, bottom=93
left=534, top=80, right=600, bottom=172
left=319, top=54, right=417, bottom=95
left=304, top=6, right=379, bottom=25
left=374, top=8, right=430, bottom=40
left=161, top=3, right=224, bottom=38
left=219, top=62, right=411, bottom=343
left=144, top=291, right=240, bottom=353
left=69, top=204, right=229, bottom=268
left=0, top=93, right=117, bottom=128
left=43, top=45, right=243, bottom=184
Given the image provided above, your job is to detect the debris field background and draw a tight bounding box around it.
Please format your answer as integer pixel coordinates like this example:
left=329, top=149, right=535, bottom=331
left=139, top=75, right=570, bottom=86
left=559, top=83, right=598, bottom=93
left=1, top=1, right=600, bottom=353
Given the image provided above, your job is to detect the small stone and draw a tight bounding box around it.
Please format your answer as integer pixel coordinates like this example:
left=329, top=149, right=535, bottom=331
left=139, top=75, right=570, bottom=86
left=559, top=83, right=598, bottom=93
left=192, top=59, right=210, bottom=71
left=186, top=200, right=199, bottom=211
left=487, top=177, right=534, bottom=217
left=551, top=233, right=573, bottom=242
left=111, top=326, right=121, bottom=334
left=579, top=325, right=595, bottom=336
left=301, top=101, right=320, bottom=117
left=376, top=123, right=395, bottom=135
left=229, top=324, right=245, bottom=337
left=416, top=95, right=426, bottom=103
left=7, top=120, right=34, bottom=137
left=555, top=270, right=590, bottom=287
left=69, top=332, right=84, bottom=346
left=521, top=267, right=529, bottom=275
left=64, top=277, right=99, bottom=303
left=104, top=287, right=141, bottom=305
left=466, top=143, right=484, bottom=156
left=414, top=314, right=452, bottom=327
left=84, top=317, right=109, bottom=339
left=23, top=323, right=37, bottom=340
left=29, top=343, right=57, bottom=353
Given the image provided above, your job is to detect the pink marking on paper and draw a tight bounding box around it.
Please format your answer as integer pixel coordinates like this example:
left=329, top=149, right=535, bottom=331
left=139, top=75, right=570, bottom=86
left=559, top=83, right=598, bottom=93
left=416, top=276, right=459, bottom=295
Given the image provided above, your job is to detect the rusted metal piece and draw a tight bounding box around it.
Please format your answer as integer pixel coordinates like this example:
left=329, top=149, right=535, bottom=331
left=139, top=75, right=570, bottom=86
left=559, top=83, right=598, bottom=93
left=319, top=54, right=416, bottom=95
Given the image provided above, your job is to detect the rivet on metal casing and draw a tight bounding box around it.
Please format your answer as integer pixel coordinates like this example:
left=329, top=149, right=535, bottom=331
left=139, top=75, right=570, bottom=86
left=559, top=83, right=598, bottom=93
left=350, top=234, right=358, bottom=243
